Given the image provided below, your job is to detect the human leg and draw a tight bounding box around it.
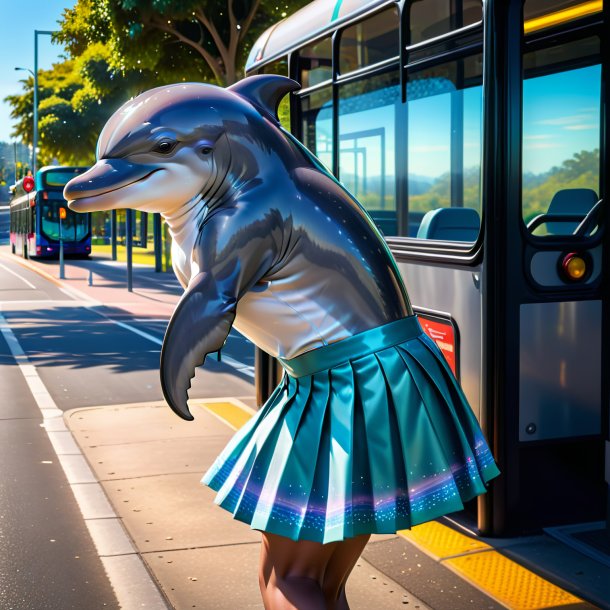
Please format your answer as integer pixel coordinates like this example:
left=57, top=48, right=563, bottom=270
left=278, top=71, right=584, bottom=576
left=258, top=531, right=370, bottom=610
left=321, top=534, right=370, bottom=609
left=259, top=532, right=336, bottom=610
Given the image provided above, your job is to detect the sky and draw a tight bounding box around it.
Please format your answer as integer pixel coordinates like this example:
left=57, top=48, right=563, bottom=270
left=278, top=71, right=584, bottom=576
left=0, top=0, right=73, bottom=143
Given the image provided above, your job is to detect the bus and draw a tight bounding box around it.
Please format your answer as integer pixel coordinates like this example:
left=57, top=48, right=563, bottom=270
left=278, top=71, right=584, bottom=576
left=246, top=0, right=609, bottom=539
left=10, top=166, right=92, bottom=259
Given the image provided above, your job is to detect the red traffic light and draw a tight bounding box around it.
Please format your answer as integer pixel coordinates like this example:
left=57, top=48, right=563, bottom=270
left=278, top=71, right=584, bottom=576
left=23, top=175, right=34, bottom=193
left=59, top=207, right=67, bottom=220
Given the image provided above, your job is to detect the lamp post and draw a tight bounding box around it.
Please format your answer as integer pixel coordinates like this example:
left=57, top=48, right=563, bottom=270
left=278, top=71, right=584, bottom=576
left=15, top=30, right=57, bottom=175
left=14, top=67, right=34, bottom=170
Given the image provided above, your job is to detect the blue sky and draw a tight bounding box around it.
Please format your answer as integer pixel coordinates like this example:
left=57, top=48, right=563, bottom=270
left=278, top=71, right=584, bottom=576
left=0, top=1, right=73, bottom=143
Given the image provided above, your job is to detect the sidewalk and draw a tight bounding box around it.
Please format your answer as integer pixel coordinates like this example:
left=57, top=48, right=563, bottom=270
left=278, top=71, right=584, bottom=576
left=64, top=400, right=429, bottom=609
left=8, top=253, right=182, bottom=319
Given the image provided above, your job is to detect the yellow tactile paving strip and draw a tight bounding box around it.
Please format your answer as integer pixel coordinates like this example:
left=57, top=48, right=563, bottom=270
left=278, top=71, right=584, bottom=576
left=195, top=400, right=252, bottom=431
left=196, top=400, right=588, bottom=609
left=400, top=519, right=489, bottom=557
left=399, top=522, right=586, bottom=609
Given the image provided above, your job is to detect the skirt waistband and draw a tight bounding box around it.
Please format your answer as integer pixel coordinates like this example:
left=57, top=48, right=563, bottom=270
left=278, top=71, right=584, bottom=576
left=278, top=315, right=424, bottom=378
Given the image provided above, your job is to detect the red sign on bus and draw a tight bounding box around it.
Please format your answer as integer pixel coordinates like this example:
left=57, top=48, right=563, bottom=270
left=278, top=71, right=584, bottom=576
left=23, top=175, right=34, bottom=193
left=419, top=316, right=457, bottom=377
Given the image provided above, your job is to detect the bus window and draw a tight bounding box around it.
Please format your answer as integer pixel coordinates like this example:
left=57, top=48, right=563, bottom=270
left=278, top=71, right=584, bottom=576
left=301, top=87, right=333, bottom=172
left=409, top=0, right=482, bottom=45
left=522, top=37, right=601, bottom=236
left=258, top=58, right=288, bottom=76
left=298, top=38, right=332, bottom=88
left=407, top=54, right=483, bottom=241
left=338, top=72, right=399, bottom=237
left=339, top=7, right=399, bottom=74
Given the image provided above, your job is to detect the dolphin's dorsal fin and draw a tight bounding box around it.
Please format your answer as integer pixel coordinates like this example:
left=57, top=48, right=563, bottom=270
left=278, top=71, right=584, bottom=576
left=229, top=75, right=300, bottom=124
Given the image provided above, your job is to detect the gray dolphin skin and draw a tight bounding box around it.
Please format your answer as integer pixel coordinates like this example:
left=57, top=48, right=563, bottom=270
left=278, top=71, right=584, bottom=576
left=64, top=75, right=413, bottom=421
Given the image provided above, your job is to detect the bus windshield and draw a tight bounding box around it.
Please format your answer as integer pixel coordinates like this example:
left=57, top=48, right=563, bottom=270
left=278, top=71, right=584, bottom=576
left=42, top=168, right=86, bottom=189
left=40, top=201, right=89, bottom=242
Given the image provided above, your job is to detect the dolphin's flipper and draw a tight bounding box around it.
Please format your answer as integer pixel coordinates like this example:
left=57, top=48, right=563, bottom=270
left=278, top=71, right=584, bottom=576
left=229, top=75, right=300, bottom=124
left=160, top=199, right=281, bottom=420
left=160, top=272, right=236, bottom=420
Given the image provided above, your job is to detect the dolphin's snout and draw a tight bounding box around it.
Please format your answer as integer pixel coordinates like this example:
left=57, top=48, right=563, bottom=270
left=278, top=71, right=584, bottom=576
left=64, top=159, right=160, bottom=208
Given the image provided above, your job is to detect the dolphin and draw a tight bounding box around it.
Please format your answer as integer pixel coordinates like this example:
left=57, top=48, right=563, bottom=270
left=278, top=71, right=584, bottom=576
left=65, top=75, right=413, bottom=421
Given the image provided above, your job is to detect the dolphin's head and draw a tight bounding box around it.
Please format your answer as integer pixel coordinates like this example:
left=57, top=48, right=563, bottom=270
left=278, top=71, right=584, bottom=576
left=64, top=76, right=300, bottom=215
left=64, top=84, right=230, bottom=215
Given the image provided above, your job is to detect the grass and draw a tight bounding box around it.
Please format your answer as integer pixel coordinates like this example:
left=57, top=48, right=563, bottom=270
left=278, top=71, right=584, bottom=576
left=92, top=243, right=171, bottom=269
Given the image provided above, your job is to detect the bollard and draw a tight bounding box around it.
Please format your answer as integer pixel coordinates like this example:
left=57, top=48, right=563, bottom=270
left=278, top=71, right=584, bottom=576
left=59, top=240, right=65, bottom=279
left=88, top=270, right=93, bottom=286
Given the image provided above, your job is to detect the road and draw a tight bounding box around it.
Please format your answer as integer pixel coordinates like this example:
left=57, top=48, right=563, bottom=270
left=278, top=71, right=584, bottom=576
left=0, top=232, right=255, bottom=609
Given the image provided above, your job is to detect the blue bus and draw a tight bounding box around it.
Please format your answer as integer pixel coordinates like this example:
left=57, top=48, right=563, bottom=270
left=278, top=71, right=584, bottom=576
left=10, top=166, right=91, bottom=258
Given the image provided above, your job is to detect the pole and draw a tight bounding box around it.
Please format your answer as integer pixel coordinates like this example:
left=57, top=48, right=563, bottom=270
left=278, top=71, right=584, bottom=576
left=126, top=208, right=133, bottom=291
left=153, top=213, right=162, bottom=272
left=32, top=31, right=56, bottom=175
left=111, top=209, right=117, bottom=260
left=59, top=215, right=65, bottom=279
left=13, top=142, right=17, bottom=183
left=33, top=32, right=38, bottom=175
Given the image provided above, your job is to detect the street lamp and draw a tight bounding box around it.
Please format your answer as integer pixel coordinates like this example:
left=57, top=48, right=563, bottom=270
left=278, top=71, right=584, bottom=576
left=14, top=67, right=35, bottom=171
left=14, top=30, right=57, bottom=175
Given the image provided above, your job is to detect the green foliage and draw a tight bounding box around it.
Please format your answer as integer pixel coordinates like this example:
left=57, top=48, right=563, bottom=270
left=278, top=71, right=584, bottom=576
left=522, top=149, right=599, bottom=223
left=5, top=43, right=146, bottom=166
left=409, top=166, right=481, bottom=213
left=7, top=1, right=308, bottom=166
left=407, top=148, right=599, bottom=226
left=57, top=0, right=309, bottom=86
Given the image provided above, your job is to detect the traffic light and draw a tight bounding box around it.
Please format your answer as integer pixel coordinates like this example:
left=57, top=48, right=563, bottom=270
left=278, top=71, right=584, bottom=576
left=59, top=207, right=67, bottom=220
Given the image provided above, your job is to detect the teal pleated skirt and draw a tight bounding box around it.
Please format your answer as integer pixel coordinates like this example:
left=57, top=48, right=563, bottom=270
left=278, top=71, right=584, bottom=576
left=202, top=315, right=500, bottom=543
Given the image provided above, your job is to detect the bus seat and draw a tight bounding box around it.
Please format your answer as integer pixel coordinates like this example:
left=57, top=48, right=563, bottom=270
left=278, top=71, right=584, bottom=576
left=416, top=207, right=480, bottom=242
left=546, top=188, right=598, bottom=234
left=369, top=210, right=397, bottom=236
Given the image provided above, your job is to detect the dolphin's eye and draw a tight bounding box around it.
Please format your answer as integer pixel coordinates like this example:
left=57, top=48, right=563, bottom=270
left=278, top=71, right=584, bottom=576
left=153, top=140, right=177, bottom=154
left=201, top=146, right=213, bottom=155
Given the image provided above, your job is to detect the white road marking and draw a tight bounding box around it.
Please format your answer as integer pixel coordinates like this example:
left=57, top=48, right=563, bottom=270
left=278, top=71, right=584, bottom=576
left=218, top=354, right=256, bottom=378
left=0, top=262, right=36, bottom=289
left=92, top=310, right=256, bottom=378
left=1, top=253, right=254, bottom=378
left=132, top=318, right=171, bottom=322
left=110, top=318, right=163, bottom=345
left=0, top=309, right=169, bottom=610
left=60, top=285, right=101, bottom=306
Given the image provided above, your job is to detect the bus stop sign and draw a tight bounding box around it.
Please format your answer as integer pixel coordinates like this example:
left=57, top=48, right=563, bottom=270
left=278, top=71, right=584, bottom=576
left=23, top=175, right=34, bottom=193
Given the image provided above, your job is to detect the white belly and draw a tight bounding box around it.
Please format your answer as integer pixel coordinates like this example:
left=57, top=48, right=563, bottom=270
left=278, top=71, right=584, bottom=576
left=233, top=280, right=352, bottom=359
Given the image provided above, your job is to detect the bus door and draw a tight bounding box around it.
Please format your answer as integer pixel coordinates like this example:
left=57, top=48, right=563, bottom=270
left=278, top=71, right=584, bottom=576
left=481, top=0, right=607, bottom=536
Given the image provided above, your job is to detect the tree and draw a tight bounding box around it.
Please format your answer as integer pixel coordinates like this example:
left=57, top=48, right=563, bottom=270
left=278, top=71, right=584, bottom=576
left=5, top=44, right=136, bottom=165
left=7, top=0, right=308, bottom=165
left=57, top=0, right=309, bottom=87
